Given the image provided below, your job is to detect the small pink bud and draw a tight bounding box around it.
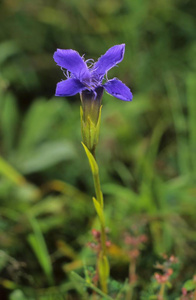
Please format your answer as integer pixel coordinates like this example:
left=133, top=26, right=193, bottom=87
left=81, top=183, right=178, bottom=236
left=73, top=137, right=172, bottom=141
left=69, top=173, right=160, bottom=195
left=182, top=287, right=187, bottom=296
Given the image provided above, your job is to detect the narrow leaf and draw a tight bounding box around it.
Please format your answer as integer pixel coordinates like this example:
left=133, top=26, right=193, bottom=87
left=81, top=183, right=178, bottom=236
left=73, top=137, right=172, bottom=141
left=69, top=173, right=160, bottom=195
left=92, top=197, right=104, bottom=224
left=27, top=216, right=53, bottom=285
left=81, top=142, right=98, bottom=175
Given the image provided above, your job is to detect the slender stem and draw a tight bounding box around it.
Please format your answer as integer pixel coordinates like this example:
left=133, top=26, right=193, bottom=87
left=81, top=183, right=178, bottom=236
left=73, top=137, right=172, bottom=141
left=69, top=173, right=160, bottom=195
left=91, top=157, right=108, bottom=293
left=92, top=170, right=103, bottom=208
left=87, top=282, right=113, bottom=300
left=80, top=101, right=109, bottom=293
left=158, top=283, right=165, bottom=300
left=92, top=170, right=106, bottom=256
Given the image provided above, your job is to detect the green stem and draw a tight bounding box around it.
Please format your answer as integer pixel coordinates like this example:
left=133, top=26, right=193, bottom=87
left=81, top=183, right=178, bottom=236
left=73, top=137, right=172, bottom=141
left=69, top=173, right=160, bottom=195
left=82, top=143, right=109, bottom=294
left=92, top=170, right=103, bottom=208
left=91, top=157, right=108, bottom=293
left=92, top=170, right=106, bottom=254
left=80, top=99, right=109, bottom=293
left=158, top=283, right=165, bottom=300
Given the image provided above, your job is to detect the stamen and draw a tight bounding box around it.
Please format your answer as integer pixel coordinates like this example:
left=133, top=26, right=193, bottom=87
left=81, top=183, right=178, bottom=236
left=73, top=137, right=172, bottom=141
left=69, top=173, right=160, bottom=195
left=93, top=90, right=97, bottom=100
left=92, top=66, right=98, bottom=72
left=85, top=58, right=94, bottom=68
left=66, top=70, right=70, bottom=78
left=105, top=72, right=109, bottom=81
left=61, top=67, right=71, bottom=79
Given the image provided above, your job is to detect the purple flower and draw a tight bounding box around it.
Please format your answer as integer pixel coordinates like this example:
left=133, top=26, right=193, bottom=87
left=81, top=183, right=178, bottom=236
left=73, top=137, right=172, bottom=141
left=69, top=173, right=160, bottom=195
left=53, top=44, right=132, bottom=101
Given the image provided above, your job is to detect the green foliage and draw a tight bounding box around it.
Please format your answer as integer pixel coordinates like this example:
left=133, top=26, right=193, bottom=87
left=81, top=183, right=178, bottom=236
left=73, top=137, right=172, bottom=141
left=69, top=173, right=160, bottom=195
left=183, top=279, right=196, bottom=292
left=27, top=216, right=54, bottom=285
left=0, top=0, right=196, bottom=299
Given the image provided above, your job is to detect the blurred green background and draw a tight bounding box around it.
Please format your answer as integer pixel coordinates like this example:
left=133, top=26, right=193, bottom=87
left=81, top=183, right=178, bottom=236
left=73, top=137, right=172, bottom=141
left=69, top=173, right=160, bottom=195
left=0, top=0, right=196, bottom=299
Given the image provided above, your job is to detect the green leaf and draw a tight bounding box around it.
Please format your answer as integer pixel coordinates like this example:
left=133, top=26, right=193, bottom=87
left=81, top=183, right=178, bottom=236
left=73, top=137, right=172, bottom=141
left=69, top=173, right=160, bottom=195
left=0, top=92, right=19, bottom=153
left=9, top=290, right=27, bottom=300
left=0, top=41, right=20, bottom=65
left=94, top=105, right=102, bottom=146
left=18, top=99, right=64, bottom=152
left=70, top=272, right=113, bottom=300
left=98, top=255, right=110, bottom=286
left=187, top=72, right=196, bottom=179
left=92, top=197, right=104, bottom=224
left=27, top=216, right=53, bottom=285
left=0, top=155, right=26, bottom=185
left=0, top=251, right=9, bottom=271
left=17, top=140, right=75, bottom=174
left=81, top=142, right=98, bottom=175
left=183, top=279, right=196, bottom=291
